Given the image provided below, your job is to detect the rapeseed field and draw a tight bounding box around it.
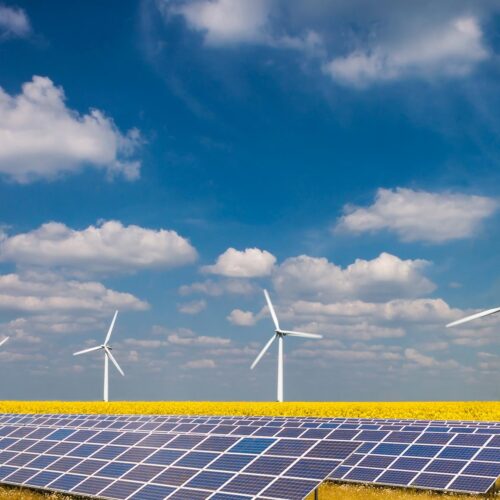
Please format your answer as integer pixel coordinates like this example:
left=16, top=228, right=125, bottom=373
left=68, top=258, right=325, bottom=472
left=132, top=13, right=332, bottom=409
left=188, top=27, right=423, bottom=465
left=0, top=401, right=498, bottom=420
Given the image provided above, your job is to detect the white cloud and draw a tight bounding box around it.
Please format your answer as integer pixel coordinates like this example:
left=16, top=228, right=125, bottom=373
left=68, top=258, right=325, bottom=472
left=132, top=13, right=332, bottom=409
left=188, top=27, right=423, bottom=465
left=336, top=188, right=497, bottom=243
left=182, top=358, right=216, bottom=369
left=179, top=278, right=256, bottom=296
left=296, top=321, right=405, bottom=341
left=125, top=327, right=230, bottom=348
left=289, top=298, right=460, bottom=324
left=202, top=247, right=276, bottom=277
left=324, top=16, right=488, bottom=88
left=177, top=299, right=206, bottom=314
left=404, top=348, right=459, bottom=369
left=227, top=309, right=257, bottom=326
left=0, top=76, right=142, bottom=183
left=167, top=331, right=230, bottom=346
left=173, top=0, right=270, bottom=45
left=273, top=252, right=434, bottom=302
left=167, top=0, right=322, bottom=53
left=0, top=220, right=197, bottom=274
left=0, top=5, right=30, bottom=39
left=0, top=272, right=148, bottom=313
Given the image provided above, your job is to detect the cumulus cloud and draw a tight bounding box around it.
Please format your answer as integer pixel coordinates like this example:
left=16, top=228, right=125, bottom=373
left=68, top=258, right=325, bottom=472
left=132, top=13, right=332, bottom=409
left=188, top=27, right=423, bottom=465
left=0, top=4, right=30, bottom=39
left=273, top=252, right=434, bottom=302
left=404, top=348, right=459, bottom=369
left=0, top=76, right=142, bottom=182
left=227, top=309, right=257, bottom=326
left=177, top=299, right=206, bottom=314
left=166, top=0, right=322, bottom=52
left=324, top=16, right=488, bottom=88
left=289, top=298, right=461, bottom=325
left=0, top=220, right=197, bottom=274
left=336, top=188, right=497, bottom=243
left=173, top=0, right=270, bottom=45
left=0, top=272, right=148, bottom=313
left=202, top=247, right=276, bottom=277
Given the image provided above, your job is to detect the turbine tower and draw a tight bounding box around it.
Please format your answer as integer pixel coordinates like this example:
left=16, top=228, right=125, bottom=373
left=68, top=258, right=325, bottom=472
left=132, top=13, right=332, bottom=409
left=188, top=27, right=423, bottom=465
left=73, top=311, right=124, bottom=402
left=447, top=306, right=500, bottom=328
left=251, top=289, right=322, bottom=402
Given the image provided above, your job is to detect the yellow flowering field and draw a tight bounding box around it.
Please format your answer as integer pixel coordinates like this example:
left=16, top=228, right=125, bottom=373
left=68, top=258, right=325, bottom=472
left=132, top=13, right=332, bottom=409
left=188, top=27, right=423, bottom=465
left=0, top=401, right=498, bottom=421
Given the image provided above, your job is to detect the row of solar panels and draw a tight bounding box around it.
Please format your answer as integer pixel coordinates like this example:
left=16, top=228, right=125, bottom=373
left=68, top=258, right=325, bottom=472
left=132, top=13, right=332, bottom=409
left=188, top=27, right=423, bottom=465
left=0, top=422, right=353, bottom=499
left=1, top=414, right=500, bottom=435
left=0, top=414, right=499, bottom=496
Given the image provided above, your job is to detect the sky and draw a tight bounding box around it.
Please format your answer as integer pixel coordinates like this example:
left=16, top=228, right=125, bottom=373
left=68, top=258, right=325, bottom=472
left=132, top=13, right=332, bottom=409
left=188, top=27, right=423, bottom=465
left=1, top=0, right=500, bottom=402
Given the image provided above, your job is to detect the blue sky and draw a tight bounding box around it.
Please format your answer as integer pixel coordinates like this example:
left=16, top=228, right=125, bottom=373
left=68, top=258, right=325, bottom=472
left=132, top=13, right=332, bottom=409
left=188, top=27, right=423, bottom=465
left=1, top=0, right=500, bottom=401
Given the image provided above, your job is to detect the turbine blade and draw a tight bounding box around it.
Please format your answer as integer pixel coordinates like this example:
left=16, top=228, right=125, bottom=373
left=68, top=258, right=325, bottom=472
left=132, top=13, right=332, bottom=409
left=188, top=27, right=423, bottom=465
left=73, top=345, right=102, bottom=356
left=0, top=337, right=9, bottom=348
left=251, top=334, right=276, bottom=370
left=280, top=330, right=323, bottom=339
left=446, top=306, right=500, bottom=328
left=105, top=347, right=125, bottom=376
left=263, top=289, right=280, bottom=330
left=104, top=310, right=119, bottom=344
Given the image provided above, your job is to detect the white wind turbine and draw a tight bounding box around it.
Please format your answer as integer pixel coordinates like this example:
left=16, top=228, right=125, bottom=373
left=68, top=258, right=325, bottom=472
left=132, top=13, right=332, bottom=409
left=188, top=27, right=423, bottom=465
left=73, top=311, right=124, bottom=402
left=447, top=305, right=500, bottom=329
left=251, top=289, right=322, bottom=402
left=0, top=337, right=9, bottom=349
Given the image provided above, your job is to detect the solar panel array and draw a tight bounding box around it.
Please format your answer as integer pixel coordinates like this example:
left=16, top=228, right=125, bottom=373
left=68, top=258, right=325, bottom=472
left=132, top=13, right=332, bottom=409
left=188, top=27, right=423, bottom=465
left=0, top=413, right=498, bottom=499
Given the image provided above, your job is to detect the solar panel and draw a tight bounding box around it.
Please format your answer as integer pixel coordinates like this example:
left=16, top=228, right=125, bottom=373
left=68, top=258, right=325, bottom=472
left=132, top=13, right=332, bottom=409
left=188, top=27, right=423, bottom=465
left=0, top=413, right=499, bottom=498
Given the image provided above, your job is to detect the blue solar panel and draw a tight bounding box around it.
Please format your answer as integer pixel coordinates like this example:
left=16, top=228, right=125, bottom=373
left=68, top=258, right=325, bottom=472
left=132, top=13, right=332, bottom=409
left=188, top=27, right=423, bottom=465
left=437, top=446, right=477, bottom=460
left=345, top=467, right=382, bottom=481
left=371, top=443, right=407, bottom=455
left=261, top=477, right=318, bottom=500
left=307, top=440, right=360, bottom=459
left=221, top=473, right=273, bottom=495
left=377, top=469, right=417, bottom=486
left=230, top=438, right=275, bottom=454
left=145, top=449, right=185, bottom=465
left=0, top=412, right=499, bottom=498
left=208, top=453, right=254, bottom=472
left=449, top=475, right=496, bottom=493
left=412, top=472, right=453, bottom=488
left=288, top=458, right=339, bottom=480
left=24, top=470, right=60, bottom=487
left=100, top=480, right=142, bottom=499
left=174, top=451, right=218, bottom=468
left=185, top=470, right=233, bottom=489
left=390, top=457, right=429, bottom=471
left=49, top=472, right=85, bottom=490
left=358, top=454, right=394, bottom=468
left=463, top=461, right=500, bottom=477
left=404, top=444, right=441, bottom=458
left=476, top=447, right=500, bottom=462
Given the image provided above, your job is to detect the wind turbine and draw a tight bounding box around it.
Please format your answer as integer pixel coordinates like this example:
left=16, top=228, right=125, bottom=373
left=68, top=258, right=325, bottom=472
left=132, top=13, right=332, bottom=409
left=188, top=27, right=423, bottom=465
left=73, top=311, right=124, bottom=402
left=447, top=306, right=500, bottom=328
left=0, top=337, right=8, bottom=348
left=251, top=289, right=322, bottom=402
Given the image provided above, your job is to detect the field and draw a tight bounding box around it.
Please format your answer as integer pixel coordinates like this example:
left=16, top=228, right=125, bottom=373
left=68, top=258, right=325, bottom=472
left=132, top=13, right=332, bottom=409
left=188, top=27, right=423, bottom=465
left=0, top=401, right=498, bottom=499
left=0, top=483, right=495, bottom=500
left=0, top=401, right=499, bottom=421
